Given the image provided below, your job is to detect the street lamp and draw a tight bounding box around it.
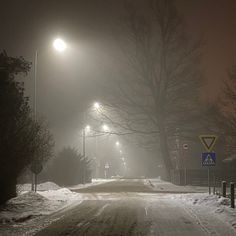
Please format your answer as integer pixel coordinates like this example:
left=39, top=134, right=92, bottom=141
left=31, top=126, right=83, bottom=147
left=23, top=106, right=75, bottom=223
left=102, top=124, right=109, bottom=132
left=82, top=124, right=89, bottom=184
left=53, top=38, right=67, bottom=52
left=32, top=38, right=67, bottom=192
left=94, top=102, right=101, bottom=110
left=34, top=38, right=67, bottom=120
left=116, top=141, right=120, bottom=147
left=85, top=125, right=91, bottom=133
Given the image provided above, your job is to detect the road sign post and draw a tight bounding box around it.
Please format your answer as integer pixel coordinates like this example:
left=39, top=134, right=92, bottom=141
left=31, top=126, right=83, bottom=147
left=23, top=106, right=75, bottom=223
left=30, top=162, right=43, bottom=192
left=199, top=135, right=218, bottom=195
left=230, top=182, right=235, bottom=208
left=208, top=167, right=211, bottom=194
left=105, top=163, right=109, bottom=179
left=182, top=143, right=188, bottom=185
left=201, top=152, right=216, bottom=194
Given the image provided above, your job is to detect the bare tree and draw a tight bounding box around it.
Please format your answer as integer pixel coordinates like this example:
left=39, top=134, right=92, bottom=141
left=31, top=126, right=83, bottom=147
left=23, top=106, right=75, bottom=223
left=96, top=0, right=203, bottom=178
left=209, top=67, right=236, bottom=157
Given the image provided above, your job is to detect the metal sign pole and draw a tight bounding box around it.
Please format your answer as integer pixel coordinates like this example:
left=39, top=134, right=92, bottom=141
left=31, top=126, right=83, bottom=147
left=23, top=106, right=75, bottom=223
left=199, top=135, right=218, bottom=196
left=208, top=167, right=211, bottom=195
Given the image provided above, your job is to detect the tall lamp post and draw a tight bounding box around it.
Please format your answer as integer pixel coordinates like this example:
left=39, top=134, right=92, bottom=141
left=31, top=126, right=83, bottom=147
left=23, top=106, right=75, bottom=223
left=34, top=38, right=67, bottom=115
left=31, top=38, right=67, bottom=192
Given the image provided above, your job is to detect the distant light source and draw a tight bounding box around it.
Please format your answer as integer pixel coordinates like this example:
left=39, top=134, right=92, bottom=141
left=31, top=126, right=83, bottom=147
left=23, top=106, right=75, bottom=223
left=102, top=124, right=109, bottom=132
left=94, top=102, right=100, bottom=109
left=53, top=38, right=67, bottom=52
left=116, top=141, right=120, bottom=147
left=85, top=125, right=91, bottom=132
left=119, top=150, right=122, bottom=154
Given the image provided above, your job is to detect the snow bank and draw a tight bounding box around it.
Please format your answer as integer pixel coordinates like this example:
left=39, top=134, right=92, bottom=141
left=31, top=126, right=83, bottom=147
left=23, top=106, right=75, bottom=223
left=0, top=185, right=83, bottom=224
left=180, top=193, right=232, bottom=207
left=0, top=180, right=114, bottom=225
left=147, top=178, right=208, bottom=193
left=39, top=188, right=82, bottom=202
left=0, top=192, right=61, bottom=224
left=69, top=178, right=115, bottom=190
left=175, top=193, right=236, bottom=232
left=17, top=182, right=60, bottom=192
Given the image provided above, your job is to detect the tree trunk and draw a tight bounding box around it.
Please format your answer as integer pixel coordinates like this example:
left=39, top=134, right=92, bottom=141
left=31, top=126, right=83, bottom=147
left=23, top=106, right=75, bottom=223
left=159, top=124, right=173, bottom=181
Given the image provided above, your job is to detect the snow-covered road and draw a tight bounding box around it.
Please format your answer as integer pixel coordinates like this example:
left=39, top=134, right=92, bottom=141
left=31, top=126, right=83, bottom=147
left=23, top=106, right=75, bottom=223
left=34, top=194, right=211, bottom=236
left=34, top=179, right=235, bottom=236
left=1, top=179, right=235, bottom=236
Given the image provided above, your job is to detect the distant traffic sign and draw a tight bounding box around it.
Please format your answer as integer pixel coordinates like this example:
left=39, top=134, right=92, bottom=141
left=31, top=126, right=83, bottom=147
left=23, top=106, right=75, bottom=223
left=183, top=143, right=188, bottom=150
left=199, top=135, right=218, bottom=152
left=202, top=152, right=216, bottom=166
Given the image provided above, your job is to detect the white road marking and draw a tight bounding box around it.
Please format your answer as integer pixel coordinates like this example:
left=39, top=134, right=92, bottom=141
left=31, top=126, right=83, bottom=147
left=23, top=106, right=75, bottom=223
left=145, top=206, right=148, bottom=216
left=94, top=203, right=110, bottom=217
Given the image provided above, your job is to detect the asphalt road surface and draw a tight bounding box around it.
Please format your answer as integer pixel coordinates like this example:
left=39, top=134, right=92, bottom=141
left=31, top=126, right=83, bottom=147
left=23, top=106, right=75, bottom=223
left=33, top=179, right=228, bottom=236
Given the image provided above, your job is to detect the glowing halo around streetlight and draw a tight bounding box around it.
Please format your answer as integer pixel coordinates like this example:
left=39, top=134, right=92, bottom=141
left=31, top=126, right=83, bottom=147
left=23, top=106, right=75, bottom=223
left=53, top=38, right=67, bottom=52
left=85, top=125, right=91, bottom=132
left=94, top=102, right=100, bottom=109
left=102, top=124, right=109, bottom=132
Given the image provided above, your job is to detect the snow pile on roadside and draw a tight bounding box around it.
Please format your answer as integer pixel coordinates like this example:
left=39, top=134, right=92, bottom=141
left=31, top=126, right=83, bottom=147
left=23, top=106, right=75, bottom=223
left=0, top=192, right=61, bottom=224
left=39, top=188, right=81, bottom=202
left=176, top=193, right=236, bottom=232
left=0, top=186, right=83, bottom=224
left=181, top=193, right=232, bottom=207
left=17, top=182, right=60, bottom=192
left=69, top=178, right=115, bottom=190
left=146, top=179, right=208, bottom=193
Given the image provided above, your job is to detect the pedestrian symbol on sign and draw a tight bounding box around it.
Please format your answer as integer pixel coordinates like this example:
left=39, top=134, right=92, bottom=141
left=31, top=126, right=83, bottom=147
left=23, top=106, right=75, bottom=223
left=202, top=152, right=216, bottom=166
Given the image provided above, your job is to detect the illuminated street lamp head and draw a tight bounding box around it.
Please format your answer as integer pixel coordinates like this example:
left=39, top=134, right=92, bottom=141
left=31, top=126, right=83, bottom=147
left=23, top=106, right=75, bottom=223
left=85, top=125, right=91, bottom=132
left=116, top=141, right=120, bottom=147
left=53, top=38, right=67, bottom=52
left=102, top=124, right=109, bottom=132
left=94, top=102, right=100, bottom=109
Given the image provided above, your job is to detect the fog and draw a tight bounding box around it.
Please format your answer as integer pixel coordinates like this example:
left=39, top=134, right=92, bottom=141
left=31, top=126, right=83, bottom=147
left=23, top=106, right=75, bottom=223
left=1, top=0, right=236, bottom=177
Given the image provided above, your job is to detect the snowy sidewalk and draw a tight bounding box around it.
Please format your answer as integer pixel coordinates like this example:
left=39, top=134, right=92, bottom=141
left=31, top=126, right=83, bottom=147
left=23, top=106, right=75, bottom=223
left=176, top=193, right=236, bottom=234
left=146, top=178, right=209, bottom=193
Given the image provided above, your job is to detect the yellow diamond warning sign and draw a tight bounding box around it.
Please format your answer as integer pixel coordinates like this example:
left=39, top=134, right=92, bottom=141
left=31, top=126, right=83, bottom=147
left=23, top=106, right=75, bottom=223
left=199, top=135, right=218, bottom=151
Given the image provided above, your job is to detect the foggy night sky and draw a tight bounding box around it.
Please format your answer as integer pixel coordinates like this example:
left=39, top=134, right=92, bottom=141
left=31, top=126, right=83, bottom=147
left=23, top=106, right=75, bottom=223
left=1, top=0, right=236, bottom=150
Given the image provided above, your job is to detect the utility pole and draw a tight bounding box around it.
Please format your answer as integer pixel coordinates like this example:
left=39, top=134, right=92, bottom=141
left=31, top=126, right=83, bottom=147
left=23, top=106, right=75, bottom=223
left=31, top=50, right=38, bottom=192
left=82, top=127, right=86, bottom=184
left=95, top=135, right=98, bottom=178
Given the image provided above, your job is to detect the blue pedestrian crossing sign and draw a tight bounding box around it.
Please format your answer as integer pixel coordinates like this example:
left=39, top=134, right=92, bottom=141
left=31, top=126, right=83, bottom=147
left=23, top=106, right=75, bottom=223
left=202, top=152, right=216, bottom=166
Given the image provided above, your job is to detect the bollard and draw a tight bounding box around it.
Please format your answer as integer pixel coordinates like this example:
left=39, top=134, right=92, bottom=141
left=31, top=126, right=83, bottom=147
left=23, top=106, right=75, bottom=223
left=230, top=182, right=235, bottom=208
left=213, top=175, right=216, bottom=195
left=222, top=181, right=227, bottom=198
